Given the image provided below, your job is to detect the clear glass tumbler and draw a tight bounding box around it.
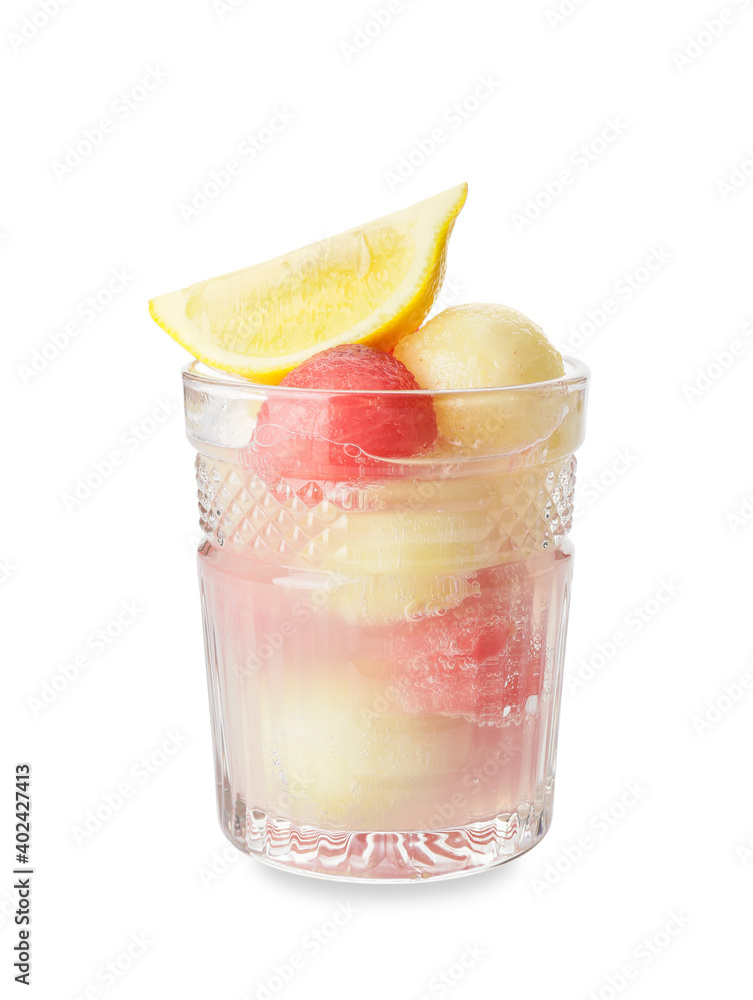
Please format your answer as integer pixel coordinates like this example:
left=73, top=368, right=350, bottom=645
left=184, top=358, right=589, bottom=881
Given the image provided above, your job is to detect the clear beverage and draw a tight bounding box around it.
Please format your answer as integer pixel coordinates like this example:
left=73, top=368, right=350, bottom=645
left=185, top=358, right=589, bottom=881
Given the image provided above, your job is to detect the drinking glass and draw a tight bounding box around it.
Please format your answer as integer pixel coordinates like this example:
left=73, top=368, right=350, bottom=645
left=183, top=358, right=589, bottom=881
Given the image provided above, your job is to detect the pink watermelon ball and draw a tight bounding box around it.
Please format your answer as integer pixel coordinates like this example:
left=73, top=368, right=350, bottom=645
left=368, top=564, right=546, bottom=726
left=242, top=344, right=437, bottom=480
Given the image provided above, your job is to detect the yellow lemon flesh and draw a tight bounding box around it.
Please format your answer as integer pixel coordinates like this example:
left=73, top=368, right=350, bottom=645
left=149, top=183, right=467, bottom=383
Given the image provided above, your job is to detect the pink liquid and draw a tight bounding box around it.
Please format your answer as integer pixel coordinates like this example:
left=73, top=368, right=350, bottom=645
left=198, top=531, right=572, bottom=878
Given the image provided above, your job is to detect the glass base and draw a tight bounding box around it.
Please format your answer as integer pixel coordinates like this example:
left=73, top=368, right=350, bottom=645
left=218, top=792, right=554, bottom=882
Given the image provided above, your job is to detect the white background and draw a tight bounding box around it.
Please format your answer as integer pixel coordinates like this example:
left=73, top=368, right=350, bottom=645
left=3, top=0, right=753, bottom=997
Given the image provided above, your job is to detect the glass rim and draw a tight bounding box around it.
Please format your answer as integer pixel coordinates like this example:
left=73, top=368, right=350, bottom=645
left=182, top=355, right=590, bottom=398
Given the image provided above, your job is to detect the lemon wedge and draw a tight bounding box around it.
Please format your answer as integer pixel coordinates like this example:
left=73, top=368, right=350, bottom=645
left=149, top=183, right=467, bottom=383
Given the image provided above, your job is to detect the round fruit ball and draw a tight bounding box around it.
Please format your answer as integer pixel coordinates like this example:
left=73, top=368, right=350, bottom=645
left=362, top=562, right=546, bottom=727
left=258, top=660, right=471, bottom=829
left=394, top=304, right=567, bottom=454
left=242, top=344, right=437, bottom=480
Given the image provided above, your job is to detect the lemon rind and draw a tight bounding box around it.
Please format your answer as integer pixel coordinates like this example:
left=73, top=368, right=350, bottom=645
left=149, top=183, right=468, bottom=384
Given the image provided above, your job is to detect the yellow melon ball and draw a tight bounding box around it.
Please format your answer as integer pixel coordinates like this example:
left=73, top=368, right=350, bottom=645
left=259, top=662, right=470, bottom=829
left=394, top=304, right=567, bottom=453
